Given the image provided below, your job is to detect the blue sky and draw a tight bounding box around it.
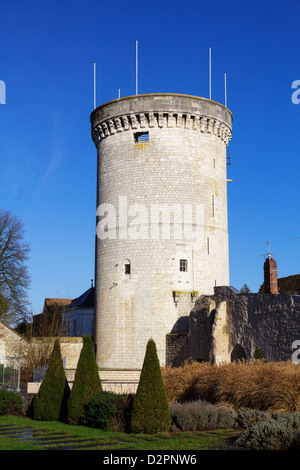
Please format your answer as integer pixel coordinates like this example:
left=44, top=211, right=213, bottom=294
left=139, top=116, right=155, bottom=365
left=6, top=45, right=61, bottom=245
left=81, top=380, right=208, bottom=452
left=0, top=0, right=299, bottom=315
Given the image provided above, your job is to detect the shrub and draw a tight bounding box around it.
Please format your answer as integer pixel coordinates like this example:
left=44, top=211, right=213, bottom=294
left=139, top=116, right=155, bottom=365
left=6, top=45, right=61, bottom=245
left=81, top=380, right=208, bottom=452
left=109, top=394, right=134, bottom=433
left=86, top=391, right=118, bottom=430
left=85, top=392, right=134, bottom=432
left=235, top=408, right=273, bottom=428
left=67, top=336, right=102, bottom=425
left=216, top=405, right=238, bottom=429
left=235, top=413, right=300, bottom=450
left=130, top=339, right=171, bottom=434
left=254, top=348, right=264, bottom=360
left=0, top=388, right=23, bottom=416
left=169, top=400, right=237, bottom=431
left=33, top=338, right=70, bottom=421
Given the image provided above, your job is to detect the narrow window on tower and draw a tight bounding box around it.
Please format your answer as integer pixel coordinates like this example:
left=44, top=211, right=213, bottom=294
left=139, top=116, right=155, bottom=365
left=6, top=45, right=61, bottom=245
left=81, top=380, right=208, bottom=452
left=207, top=237, right=210, bottom=254
left=134, top=131, right=149, bottom=143
left=125, top=263, right=131, bottom=275
left=179, top=259, right=188, bottom=272
left=212, top=194, right=215, bottom=217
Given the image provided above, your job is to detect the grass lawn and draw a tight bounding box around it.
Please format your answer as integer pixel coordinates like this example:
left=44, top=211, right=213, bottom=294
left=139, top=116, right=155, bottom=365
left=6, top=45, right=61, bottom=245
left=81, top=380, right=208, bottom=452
left=0, top=415, right=240, bottom=451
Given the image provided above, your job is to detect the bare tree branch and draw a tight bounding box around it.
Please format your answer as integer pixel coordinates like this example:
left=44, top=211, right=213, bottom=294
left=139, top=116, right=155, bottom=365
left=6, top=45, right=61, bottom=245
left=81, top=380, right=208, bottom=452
left=0, top=209, right=30, bottom=325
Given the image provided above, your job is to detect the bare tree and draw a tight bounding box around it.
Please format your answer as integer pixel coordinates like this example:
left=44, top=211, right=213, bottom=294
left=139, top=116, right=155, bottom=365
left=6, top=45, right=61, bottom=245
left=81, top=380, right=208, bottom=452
left=0, top=209, right=30, bottom=325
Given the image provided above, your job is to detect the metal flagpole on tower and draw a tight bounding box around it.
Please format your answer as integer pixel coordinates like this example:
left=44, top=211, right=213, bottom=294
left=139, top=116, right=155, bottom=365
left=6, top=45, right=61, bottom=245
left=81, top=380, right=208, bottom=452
left=136, top=40, right=138, bottom=95
left=224, top=72, right=227, bottom=107
left=94, top=62, right=96, bottom=109
left=209, top=46, right=212, bottom=100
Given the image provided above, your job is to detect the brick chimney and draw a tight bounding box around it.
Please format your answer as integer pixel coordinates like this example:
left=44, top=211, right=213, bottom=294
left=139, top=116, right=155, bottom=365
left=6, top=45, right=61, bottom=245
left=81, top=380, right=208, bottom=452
left=264, top=254, right=278, bottom=294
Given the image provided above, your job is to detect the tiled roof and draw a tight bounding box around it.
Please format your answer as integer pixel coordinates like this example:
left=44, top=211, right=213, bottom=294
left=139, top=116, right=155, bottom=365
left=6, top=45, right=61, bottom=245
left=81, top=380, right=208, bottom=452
left=45, top=298, right=73, bottom=306
left=66, top=287, right=94, bottom=309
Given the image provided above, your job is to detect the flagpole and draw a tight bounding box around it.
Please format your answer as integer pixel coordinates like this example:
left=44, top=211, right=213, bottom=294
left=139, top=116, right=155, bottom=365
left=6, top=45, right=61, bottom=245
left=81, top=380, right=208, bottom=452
left=224, top=72, right=227, bottom=107
left=209, top=46, right=211, bottom=100
left=94, top=62, right=96, bottom=109
left=136, top=40, right=138, bottom=95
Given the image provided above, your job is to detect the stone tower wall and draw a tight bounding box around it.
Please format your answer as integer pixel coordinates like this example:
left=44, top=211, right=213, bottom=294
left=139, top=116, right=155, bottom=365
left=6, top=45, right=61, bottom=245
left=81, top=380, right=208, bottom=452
left=91, top=93, right=232, bottom=373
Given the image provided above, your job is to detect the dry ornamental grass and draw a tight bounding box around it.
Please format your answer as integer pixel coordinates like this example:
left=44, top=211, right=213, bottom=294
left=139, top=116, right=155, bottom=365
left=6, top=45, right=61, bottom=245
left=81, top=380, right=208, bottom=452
left=161, top=359, right=300, bottom=413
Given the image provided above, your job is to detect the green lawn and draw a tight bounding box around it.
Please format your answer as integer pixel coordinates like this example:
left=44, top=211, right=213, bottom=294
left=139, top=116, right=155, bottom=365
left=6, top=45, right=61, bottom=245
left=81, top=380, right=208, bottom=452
left=0, top=416, right=239, bottom=450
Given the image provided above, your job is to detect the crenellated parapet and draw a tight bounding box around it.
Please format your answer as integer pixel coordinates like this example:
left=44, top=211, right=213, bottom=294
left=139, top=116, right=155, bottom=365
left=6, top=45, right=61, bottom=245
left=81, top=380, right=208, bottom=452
left=91, top=111, right=232, bottom=147
left=91, top=93, right=232, bottom=147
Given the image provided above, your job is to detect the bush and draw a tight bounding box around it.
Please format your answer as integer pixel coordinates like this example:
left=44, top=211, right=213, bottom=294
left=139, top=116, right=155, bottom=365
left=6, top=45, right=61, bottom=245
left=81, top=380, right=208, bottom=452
left=169, top=400, right=237, bottom=431
left=130, top=339, right=171, bottom=434
left=254, top=348, right=264, bottom=360
left=235, top=413, right=300, bottom=450
left=86, top=391, right=118, bottom=430
left=85, top=392, right=134, bottom=432
left=0, top=388, right=23, bottom=416
left=33, top=339, right=70, bottom=421
left=67, top=336, right=102, bottom=425
left=235, top=408, right=273, bottom=428
left=109, top=394, right=134, bottom=433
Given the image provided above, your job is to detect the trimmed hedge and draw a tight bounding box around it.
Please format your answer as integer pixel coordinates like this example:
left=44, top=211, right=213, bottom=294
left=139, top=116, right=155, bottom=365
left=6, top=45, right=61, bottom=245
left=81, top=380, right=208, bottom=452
left=67, top=336, right=102, bottom=425
left=130, top=339, right=171, bottom=434
left=33, top=339, right=70, bottom=421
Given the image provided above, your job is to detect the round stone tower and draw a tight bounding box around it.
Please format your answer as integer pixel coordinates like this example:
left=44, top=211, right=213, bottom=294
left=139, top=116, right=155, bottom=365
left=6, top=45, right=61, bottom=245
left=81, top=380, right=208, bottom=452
left=90, top=93, right=232, bottom=380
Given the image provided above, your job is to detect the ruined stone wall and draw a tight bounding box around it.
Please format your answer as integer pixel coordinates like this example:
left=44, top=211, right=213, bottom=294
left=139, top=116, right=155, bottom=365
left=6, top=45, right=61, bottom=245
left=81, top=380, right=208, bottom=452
left=213, top=287, right=300, bottom=363
left=166, top=287, right=300, bottom=366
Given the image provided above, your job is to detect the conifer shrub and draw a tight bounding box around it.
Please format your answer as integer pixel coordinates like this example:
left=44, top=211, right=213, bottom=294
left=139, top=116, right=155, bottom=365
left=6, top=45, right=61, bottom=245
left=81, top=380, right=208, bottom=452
left=67, top=335, right=102, bottom=425
left=0, top=388, right=23, bottom=416
left=85, top=392, right=134, bottom=432
left=33, top=339, right=70, bottom=421
left=86, top=391, right=118, bottom=430
left=130, top=338, right=171, bottom=434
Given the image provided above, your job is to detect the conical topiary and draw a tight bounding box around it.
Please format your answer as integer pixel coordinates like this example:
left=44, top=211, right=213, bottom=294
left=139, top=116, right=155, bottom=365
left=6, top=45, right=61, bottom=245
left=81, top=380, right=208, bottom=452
left=67, top=335, right=102, bottom=425
left=33, top=338, right=70, bottom=421
left=130, top=338, right=171, bottom=434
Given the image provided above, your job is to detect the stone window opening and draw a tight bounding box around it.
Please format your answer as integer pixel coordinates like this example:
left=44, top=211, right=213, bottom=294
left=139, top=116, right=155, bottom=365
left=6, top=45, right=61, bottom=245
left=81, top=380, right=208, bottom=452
left=125, top=263, right=131, bottom=275
left=179, top=259, right=188, bottom=272
left=134, top=131, right=149, bottom=143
